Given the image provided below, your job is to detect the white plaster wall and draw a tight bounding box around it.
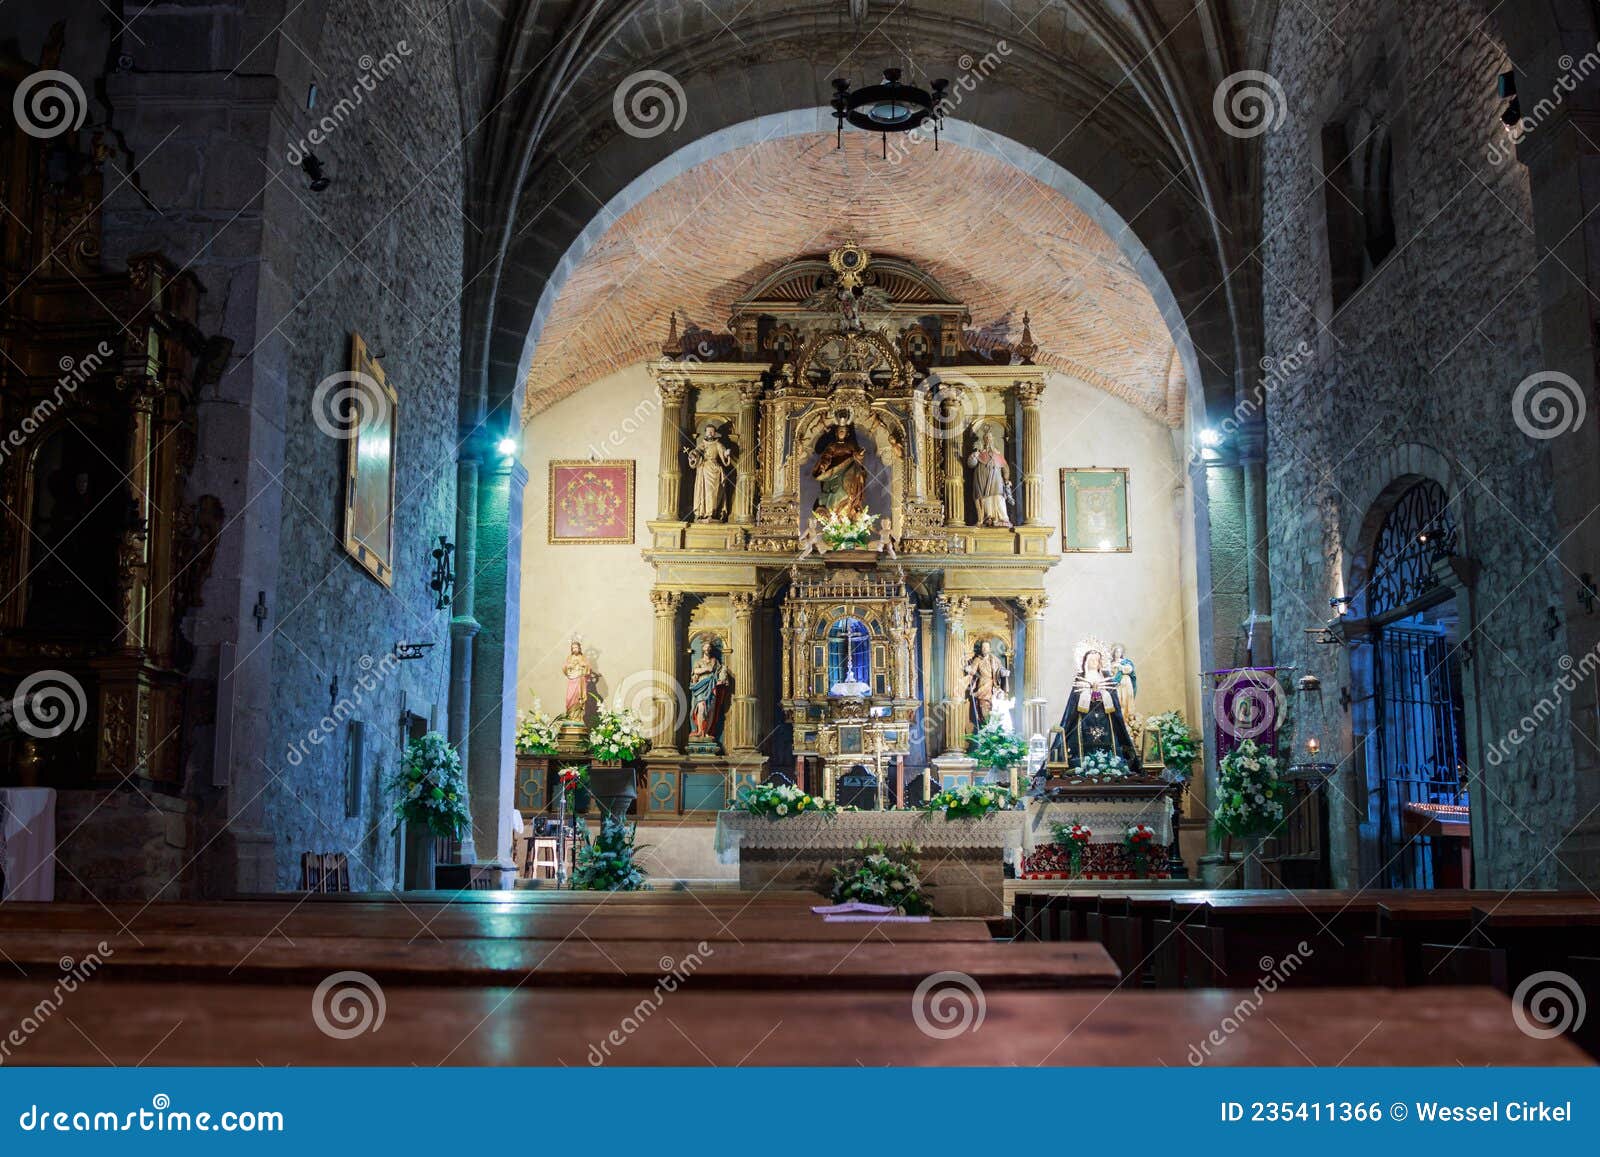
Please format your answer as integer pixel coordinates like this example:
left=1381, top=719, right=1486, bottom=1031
left=518, top=366, right=1199, bottom=751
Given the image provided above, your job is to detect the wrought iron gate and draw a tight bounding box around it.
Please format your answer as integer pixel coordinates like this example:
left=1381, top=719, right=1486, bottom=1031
left=1373, top=625, right=1466, bottom=888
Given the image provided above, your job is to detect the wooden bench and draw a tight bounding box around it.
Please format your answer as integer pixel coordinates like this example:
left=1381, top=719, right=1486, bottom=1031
left=0, top=980, right=1584, bottom=1067
left=0, top=928, right=1118, bottom=990
left=0, top=902, right=996, bottom=943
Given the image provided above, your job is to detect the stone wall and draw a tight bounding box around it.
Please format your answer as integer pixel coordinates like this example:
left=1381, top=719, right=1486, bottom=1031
left=1260, top=0, right=1577, bottom=886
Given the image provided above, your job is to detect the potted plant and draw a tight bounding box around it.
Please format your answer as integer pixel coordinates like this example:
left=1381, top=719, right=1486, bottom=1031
left=967, top=716, right=1027, bottom=784
left=390, top=731, right=471, bottom=889
left=586, top=703, right=649, bottom=819
left=1146, top=710, right=1200, bottom=781
left=570, top=815, right=648, bottom=891
left=922, top=782, right=1016, bottom=820
left=515, top=701, right=560, bottom=757
left=555, top=763, right=591, bottom=816
left=1211, top=738, right=1288, bottom=887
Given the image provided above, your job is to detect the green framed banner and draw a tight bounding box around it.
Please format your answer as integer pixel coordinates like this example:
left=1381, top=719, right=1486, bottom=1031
left=1060, top=466, right=1131, bottom=553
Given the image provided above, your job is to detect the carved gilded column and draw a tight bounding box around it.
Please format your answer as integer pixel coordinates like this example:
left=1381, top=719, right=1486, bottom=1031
left=939, top=594, right=971, bottom=754
left=1019, top=594, right=1050, bottom=738
left=733, top=381, right=761, bottom=523
left=729, top=591, right=759, bottom=752
left=1017, top=380, right=1046, bottom=525
left=649, top=589, right=683, bottom=754
left=656, top=378, right=688, bottom=520
left=943, top=399, right=966, bottom=526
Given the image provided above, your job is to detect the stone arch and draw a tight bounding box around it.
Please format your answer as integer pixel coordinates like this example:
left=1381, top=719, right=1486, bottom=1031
left=1341, top=441, right=1471, bottom=599
left=495, top=110, right=1227, bottom=430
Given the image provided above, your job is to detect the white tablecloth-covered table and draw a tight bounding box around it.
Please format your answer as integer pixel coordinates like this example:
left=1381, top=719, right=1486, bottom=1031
left=0, top=787, right=57, bottom=901
left=1023, top=794, right=1174, bottom=851
left=714, top=809, right=1026, bottom=865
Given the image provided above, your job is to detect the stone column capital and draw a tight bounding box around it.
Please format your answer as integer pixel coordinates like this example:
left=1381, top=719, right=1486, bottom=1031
left=938, top=593, right=970, bottom=624
left=649, top=589, right=683, bottom=615
left=656, top=377, right=689, bottom=404
left=1015, top=380, right=1045, bottom=407
left=1018, top=593, right=1050, bottom=619
left=730, top=590, right=759, bottom=614
left=737, top=380, right=764, bottom=404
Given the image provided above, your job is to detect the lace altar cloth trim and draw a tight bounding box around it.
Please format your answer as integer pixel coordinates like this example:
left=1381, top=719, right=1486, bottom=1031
left=1023, top=797, right=1174, bottom=851
left=713, top=810, right=1025, bottom=864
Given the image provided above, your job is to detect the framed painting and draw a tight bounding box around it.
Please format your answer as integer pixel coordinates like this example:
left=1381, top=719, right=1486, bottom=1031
left=548, top=460, right=635, bottom=544
left=1060, top=466, right=1131, bottom=553
left=341, top=333, right=398, bottom=586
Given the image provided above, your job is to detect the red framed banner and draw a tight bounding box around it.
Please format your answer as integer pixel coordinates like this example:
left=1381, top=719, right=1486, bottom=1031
left=548, top=460, right=634, bottom=544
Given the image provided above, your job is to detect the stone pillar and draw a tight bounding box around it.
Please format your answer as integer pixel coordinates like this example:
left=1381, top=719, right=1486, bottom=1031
left=448, top=453, right=482, bottom=866
left=656, top=377, right=688, bottom=520
left=943, top=402, right=966, bottom=526
left=1236, top=419, right=1274, bottom=665
left=939, top=594, right=971, bottom=754
left=728, top=592, right=759, bottom=752
left=1019, top=594, right=1050, bottom=737
left=1016, top=380, right=1046, bottom=525
left=649, top=589, right=683, bottom=754
left=466, top=453, right=528, bottom=868
left=733, top=382, right=761, bottom=523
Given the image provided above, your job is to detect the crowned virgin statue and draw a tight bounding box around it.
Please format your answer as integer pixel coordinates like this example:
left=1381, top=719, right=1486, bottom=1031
left=1050, top=643, right=1142, bottom=769
left=811, top=423, right=868, bottom=519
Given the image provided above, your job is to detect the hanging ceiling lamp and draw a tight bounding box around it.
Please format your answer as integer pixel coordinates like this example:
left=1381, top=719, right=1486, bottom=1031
left=831, top=2, right=947, bottom=157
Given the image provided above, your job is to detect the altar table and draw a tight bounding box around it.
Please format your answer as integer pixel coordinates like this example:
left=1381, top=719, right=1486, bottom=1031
left=714, top=810, right=1025, bottom=917
left=1021, top=782, right=1179, bottom=878
left=0, top=787, right=56, bottom=901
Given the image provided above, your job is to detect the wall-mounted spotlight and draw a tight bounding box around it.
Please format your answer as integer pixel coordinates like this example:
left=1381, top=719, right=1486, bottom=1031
left=1199, top=427, right=1224, bottom=448
left=301, top=152, right=331, bottom=192
left=1328, top=594, right=1353, bottom=615
left=496, top=435, right=519, bottom=457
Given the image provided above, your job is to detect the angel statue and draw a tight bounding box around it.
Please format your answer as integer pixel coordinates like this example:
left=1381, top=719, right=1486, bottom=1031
left=1049, top=642, right=1141, bottom=770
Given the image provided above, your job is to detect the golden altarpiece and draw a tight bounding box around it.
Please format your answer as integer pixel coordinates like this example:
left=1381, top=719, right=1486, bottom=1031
left=638, top=245, right=1058, bottom=816
left=0, top=39, right=222, bottom=792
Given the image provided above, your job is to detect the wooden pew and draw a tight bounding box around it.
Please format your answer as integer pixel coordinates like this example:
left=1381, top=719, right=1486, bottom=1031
left=1368, top=892, right=1521, bottom=985
left=0, top=981, right=1584, bottom=1067
left=0, top=929, right=1119, bottom=991
left=0, top=901, right=996, bottom=943
left=231, top=889, right=823, bottom=907
left=1171, top=892, right=1383, bottom=987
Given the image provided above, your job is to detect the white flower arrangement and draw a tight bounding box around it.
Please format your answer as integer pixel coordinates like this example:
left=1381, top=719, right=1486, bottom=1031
left=733, top=781, right=837, bottom=819
left=816, top=508, right=878, bottom=550
left=514, top=699, right=560, bottom=755
left=1074, top=749, right=1133, bottom=783
left=922, top=782, right=1016, bottom=820
left=588, top=703, right=648, bottom=762
left=1212, top=738, right=1288, bottom=839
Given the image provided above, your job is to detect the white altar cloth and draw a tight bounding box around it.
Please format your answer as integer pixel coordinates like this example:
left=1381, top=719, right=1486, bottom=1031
left=713, top=809, right=1026, bottom=865
left=0, top=787, right=57, bottom=901
left=1024, top=796, right=1173, bottom=851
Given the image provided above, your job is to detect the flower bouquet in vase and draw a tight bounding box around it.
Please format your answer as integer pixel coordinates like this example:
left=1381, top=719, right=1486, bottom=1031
left=1124, top=823, right=1158, bottom=878
left=1075, top=749, right=1132, bottom=784
left=816, top=508, right=877, bottom=551
left=1052, top=822, right=1093, bottom=877
left=586, top=703, right=649, bottom=820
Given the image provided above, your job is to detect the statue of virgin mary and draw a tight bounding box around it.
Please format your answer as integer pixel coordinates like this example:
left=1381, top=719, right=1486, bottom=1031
left=811, top=423, right=868, bottom=518
left=1050, top=642, right=1142, bottom=769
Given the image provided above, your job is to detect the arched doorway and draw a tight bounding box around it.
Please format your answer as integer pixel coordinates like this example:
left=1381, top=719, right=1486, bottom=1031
left=1349, top=479, right=1471, bottom=888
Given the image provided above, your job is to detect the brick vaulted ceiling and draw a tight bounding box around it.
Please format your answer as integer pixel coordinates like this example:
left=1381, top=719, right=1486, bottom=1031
left=521, top=132, right=1184, bottom=425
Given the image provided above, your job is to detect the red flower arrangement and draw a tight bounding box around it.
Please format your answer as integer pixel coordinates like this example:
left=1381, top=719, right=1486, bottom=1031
left=559, top=765, right=589, bottom=790
left=1124, top=824, right=1157, bottom=877
left=1051, top=822, right=1093, bottom=877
